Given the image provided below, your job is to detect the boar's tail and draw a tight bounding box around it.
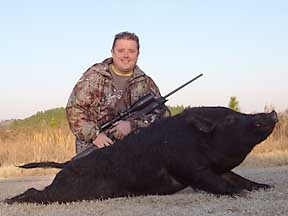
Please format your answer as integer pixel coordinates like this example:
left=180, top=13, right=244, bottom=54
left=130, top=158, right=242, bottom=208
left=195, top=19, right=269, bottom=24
left=17, top=161, right=70, bottom=169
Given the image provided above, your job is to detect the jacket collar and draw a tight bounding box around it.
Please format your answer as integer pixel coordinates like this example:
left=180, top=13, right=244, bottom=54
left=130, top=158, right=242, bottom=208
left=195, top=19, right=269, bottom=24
left=100, top=58, right=145, bottom=81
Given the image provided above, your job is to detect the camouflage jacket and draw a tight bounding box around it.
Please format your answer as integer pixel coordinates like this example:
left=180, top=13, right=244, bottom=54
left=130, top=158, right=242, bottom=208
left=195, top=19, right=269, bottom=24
left=66, top=58, right=167, bottom=143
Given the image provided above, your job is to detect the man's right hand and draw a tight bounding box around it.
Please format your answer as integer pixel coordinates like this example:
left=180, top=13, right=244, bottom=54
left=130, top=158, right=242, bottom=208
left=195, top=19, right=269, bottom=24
left=92, top=133, right=113, bottom=148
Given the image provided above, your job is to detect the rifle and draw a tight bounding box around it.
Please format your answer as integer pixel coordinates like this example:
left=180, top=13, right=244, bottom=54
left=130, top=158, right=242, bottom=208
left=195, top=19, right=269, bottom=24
left=72, top=73, right=203, bottom=160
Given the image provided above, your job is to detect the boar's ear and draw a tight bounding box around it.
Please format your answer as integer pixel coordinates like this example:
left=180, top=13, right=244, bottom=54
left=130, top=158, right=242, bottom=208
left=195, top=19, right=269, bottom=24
left=185, top=115, right=215, bottom=133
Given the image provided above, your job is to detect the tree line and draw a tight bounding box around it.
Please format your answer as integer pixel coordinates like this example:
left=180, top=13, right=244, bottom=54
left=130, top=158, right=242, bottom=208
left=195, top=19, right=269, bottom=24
left=1, top=97, right=241, bottom=130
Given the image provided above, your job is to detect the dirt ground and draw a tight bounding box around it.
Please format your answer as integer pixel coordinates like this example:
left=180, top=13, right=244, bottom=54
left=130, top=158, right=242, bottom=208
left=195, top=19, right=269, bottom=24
left=0, top=165, right=287, bottom=216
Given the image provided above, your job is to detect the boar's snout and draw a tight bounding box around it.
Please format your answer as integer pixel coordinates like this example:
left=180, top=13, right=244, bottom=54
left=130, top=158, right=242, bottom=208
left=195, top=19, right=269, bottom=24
left=270, top=110, right=278, bottom=123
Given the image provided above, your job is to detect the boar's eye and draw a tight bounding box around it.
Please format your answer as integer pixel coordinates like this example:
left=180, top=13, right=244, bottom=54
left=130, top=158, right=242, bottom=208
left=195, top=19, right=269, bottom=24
left=255, top=123, right=261, bottom=128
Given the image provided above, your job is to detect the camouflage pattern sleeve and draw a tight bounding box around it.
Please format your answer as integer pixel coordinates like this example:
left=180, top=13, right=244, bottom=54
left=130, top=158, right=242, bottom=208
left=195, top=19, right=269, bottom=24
left=66, top=70, right=100, bottom=143
left=128, top=76, right=169, bottom=132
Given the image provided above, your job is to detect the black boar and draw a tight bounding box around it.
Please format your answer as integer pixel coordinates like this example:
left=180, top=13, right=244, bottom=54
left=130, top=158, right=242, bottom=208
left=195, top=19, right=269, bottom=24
left=5, top=107, right=278, bottom=204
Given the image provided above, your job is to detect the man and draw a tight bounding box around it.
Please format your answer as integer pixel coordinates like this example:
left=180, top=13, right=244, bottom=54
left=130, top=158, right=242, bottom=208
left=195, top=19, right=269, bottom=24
left=66, top=32, right=168, bottom=154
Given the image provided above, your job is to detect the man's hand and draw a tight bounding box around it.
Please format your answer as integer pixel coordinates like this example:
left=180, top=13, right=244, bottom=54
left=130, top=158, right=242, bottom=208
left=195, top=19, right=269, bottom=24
left=110, top=120, right=132, bottom=140
left=92, top=133, right=113, bottom=148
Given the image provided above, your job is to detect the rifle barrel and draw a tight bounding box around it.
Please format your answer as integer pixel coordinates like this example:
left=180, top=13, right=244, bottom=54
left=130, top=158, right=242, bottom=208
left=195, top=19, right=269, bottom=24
left=163, top=73, right=203, bottom=98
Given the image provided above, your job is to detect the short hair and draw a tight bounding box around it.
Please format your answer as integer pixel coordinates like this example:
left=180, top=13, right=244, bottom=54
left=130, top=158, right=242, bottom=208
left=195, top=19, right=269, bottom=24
left=112, top=31, right=140, bottom=51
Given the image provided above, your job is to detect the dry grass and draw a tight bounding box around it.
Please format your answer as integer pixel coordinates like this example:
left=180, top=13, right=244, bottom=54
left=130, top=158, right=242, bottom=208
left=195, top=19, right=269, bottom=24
left=241, top=151, right=288, bottom=168
left=0, top=166, right=58, bottom=179
left=0, top=127, right=75, bottom=178
left=0, top=111, right=287, bottom=178
left=0, top=127, right=75, bottom=166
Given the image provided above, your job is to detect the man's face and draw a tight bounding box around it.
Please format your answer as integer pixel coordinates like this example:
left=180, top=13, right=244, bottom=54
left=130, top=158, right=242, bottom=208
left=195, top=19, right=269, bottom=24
left=111, top=39, right=139, bottom=72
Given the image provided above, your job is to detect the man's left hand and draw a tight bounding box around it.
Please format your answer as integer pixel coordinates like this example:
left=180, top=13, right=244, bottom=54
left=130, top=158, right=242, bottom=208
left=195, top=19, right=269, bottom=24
left=109, top=120, right=132, bottom=140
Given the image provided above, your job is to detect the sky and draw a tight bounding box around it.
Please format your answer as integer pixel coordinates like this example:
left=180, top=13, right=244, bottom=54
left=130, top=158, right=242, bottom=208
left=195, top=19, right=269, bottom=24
left=0, top=0, right=287, bottom=120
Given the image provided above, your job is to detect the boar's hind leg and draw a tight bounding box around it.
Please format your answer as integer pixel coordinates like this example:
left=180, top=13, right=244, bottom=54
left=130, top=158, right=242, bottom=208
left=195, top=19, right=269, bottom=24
left=221, top=171, right=271, bottom=191
left=4, top=188, right=51, bottom=204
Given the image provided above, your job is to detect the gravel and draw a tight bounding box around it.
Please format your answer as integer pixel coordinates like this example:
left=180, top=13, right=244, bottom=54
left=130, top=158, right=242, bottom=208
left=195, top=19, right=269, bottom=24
left=0, top=165, right=288, bottom=216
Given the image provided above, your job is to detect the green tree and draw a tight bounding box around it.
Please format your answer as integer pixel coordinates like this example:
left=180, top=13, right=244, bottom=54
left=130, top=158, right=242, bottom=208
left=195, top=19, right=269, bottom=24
left=228, top=96, right=240, bottom=112
left=8, top=107, right=67, bottom=129
left=49, top=116, right=58, bottom=128
left=168, top=105, right=186, bottom=116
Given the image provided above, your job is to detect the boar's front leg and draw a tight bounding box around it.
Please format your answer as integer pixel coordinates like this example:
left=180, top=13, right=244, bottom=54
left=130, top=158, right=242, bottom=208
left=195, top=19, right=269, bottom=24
left=190, top=168, right=245, bottom=195
left=221, top=171, right=271, bottom=191
left=171, top=165, right=244, bottom=195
